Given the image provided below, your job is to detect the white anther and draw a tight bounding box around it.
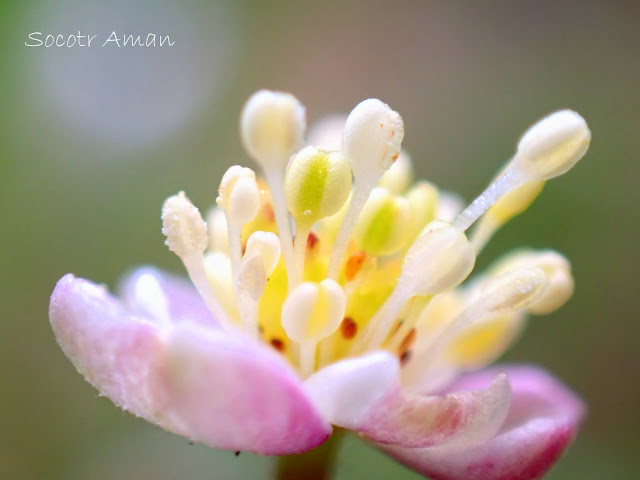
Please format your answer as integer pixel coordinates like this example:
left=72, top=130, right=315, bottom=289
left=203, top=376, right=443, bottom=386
left=240, top=91, right=306, bottom=289
left=343, top=98, right=404, bottom=185
left=452, top=110, right=590, bottom=233
left=281, top=279, right=347, bottom=376
left=206, top=207, right=229, bottom=253
left=421, top=267, right=549, bottom=366
left=244, top=231, right=281, bottom=277
left=514, top=110, right=591, bottom=180
left=162, top=193, right=233, bottom=329
left=490, top=250, right=574, bottom=314
left=162, top=192, right=208, bottom=259
left=352, top=221, right=476, bottom=354
left=327, top=98, right=405, bottom=279
left=240, top=90, right=306, bottom=168
left=401, top=221, right=476, bottom=296
left=218, top=166, right=260, bottom=226
left=378, top=150, right=414, bottom=194
left=218, top=166, right=261, bottom=281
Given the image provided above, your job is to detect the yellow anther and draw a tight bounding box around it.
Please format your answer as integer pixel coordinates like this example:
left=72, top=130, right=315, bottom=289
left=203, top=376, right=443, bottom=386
left=353, top=187, right=412, bottom=256
left=406, top=181, right=438, bottom=243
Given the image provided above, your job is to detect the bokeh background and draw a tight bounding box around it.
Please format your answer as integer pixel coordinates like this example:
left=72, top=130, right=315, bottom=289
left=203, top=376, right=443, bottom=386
left=1, top=0, right=639, bottom=478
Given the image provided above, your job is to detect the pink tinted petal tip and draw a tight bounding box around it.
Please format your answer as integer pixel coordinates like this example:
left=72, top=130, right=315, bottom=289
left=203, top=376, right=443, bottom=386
left=50, top=274, right=331, bottom=456
left=383, top=365, right=585, bottom=480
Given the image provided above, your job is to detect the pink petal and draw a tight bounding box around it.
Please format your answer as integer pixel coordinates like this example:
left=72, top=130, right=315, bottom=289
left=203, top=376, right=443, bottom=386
left=119, top=266, right=217, bottom=327
left=382, top=365, right=585, bottom=480
left=305, top=352, right=511, bottom=448
left=50, top=274, right=331, bottom=455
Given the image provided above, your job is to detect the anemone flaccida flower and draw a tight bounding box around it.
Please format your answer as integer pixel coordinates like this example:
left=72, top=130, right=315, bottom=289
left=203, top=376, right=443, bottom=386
left=50, top=90, right=590, bottom=480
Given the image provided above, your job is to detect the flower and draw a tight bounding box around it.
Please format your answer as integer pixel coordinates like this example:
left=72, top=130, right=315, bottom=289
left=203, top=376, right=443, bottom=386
left=49, top=90, right=590, bottom=479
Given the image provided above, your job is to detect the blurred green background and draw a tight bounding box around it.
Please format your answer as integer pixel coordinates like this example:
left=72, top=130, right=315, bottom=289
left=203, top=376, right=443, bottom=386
left=1, top=0, right=639, bottom=478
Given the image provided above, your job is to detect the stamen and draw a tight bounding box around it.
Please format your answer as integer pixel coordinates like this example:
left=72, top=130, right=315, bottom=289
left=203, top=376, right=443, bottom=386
left=351, top=221, right=475, bottom=354
left=489, top=249, right=574, bottom=314
left=418, top=267, right=549, bottom=366
left=281, top=279, right=347, bottom=377
left=162, top=192, right=233, bottom=328
left=470, top=180, right=544, bottom=252
left=406, top=181, right=438, bottom=243
left=285, top=146, right=352, bottom=281
left=327, top=98, right=404, bottom=279
left=353, top=187, right=411, bottom=256
left=452, top=110, right=590, bottom=232
left=233, top=231, right=281, bottom=336
left=217, top=166, right=260, bottom=280
left=240, top=90, right=306, bottom=289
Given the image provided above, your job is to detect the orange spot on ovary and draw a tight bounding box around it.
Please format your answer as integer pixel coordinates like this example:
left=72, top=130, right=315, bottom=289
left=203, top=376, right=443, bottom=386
left=340, top=317, right=358, bottom=340
left=345, top=251, right=367, bottom=281
left=270, top=338, right=285, bottom=352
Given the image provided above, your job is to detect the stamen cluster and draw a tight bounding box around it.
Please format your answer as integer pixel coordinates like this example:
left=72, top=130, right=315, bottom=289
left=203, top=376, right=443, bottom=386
left=161, top=90, right=590, bottom=378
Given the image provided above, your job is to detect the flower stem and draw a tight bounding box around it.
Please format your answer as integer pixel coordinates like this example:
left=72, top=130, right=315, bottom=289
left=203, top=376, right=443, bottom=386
left=275, top=430, right=344, bottom=480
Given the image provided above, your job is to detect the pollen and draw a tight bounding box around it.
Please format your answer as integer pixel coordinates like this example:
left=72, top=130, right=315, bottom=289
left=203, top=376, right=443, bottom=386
left=162, top=90, right=590, bottom=378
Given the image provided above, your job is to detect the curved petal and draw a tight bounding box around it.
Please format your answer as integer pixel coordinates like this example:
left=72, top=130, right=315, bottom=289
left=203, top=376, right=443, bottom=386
left=382, top=365, right=585, bottom=480
left=50, top=274, right=331, bottom=455
left=119, top=266, right=217, bottom=327
left=304, top=352, right=511, bottom=448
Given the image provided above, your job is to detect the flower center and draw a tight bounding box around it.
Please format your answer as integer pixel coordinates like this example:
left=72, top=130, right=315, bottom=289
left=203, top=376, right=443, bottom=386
left=161, top=90, right=590, bottom=378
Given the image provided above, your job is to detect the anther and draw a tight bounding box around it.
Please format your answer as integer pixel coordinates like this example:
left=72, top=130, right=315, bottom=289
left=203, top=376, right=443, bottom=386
left=452, top=110, right=590, bottom=232
left=285, top=146, right=352, bottom=281
left=217, top=166, right=260, bottom=280
left=327, top=98, right=404, bottom=279
left=353, top=187, right=412, bottom=256
left=281, top=279, right=347, bottom=376
left=419, top=267, right=549, bottom=365
left=162, top=193, right=232, bottom=328
left=489, top=250, right=574, bottom=314
left=240, top=90, right=307, bottom=289
left=234, top=231, right=281, bottom=336
left=351, top=221, right=475, bottom=354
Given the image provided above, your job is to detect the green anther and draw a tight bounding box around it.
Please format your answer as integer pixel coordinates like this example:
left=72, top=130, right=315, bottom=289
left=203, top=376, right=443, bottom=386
left=354, top=187, right=410, bottom=256
left=285, top=146, right=352, bottom=227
